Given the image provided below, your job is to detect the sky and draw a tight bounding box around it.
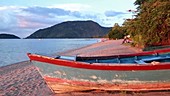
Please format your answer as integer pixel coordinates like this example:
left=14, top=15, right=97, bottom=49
left=0, top=0, right=137, bottom=38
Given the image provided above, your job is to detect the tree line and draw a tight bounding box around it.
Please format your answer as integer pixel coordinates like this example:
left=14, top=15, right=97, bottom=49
left=108, top=0, right=170, bottom=48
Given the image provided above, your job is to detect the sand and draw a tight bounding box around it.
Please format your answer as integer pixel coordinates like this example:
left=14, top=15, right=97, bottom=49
left=1, top=39, right=170, bottom=96
left=0, top=61, right=54, bottom=96
left=59, top=39, right=141, bottom=56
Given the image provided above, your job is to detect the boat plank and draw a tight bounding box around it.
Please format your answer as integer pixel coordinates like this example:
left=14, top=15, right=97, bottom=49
left=46, top=80, right=170, bottom=94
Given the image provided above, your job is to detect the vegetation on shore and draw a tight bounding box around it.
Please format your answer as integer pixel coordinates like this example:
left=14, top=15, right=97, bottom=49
left=108, top=0, right=170, bottom=48
left=108, top=23, right=126, bottom=39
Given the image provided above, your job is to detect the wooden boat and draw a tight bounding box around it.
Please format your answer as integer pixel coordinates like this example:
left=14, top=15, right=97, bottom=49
left=27, top=48, right=170, bottom=93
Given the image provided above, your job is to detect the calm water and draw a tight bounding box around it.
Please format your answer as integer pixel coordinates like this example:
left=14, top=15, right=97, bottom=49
left=0, top=39, right=98, bottom=67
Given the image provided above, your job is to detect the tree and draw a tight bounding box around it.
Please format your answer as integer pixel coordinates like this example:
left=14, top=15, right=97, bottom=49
left=134, top=0, right=146, bottom=11
left=124, top=0, right=170, bottom=48
left=108, top=23, right=125, bottom=39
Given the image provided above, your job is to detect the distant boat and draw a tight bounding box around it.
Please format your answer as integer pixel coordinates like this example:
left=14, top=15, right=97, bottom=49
left=27, top=48, right=170, bottom=93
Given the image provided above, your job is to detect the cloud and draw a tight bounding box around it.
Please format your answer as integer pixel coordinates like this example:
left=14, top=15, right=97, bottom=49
left=22, top=6, right=71, bottom=17
left=22, top=6, right=97, bottom=20
left=0, top=5, right=132, bottom=38
left=51, top=4, right=91, bottom=11
left=0, top=9, right=18, bottom=30
left=105, top=10, right=127, bottom=17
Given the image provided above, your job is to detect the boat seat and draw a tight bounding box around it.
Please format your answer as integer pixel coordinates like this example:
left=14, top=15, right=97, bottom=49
left=55, top=56, right=60, bottom=59
left=117, top=57, right=120, bottom=63
left=135, top=60, right=146, bottom=64
left=154, top=52, right=159, bottom=56
left=95, top=59, right=99, bottom=63
left=134, top=56, right=138, bottom=60
left=59, top=56, right=77, bottom=61
left=135, top=56, right=170, bottom=64
left=142, top=56, right=170, bottom=62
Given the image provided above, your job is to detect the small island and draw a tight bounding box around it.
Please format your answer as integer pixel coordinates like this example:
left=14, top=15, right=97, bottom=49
left=0, top=33, right=20, bottom=39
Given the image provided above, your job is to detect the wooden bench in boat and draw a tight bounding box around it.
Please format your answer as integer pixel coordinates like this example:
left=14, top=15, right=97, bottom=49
left=55, top=55, right=170, bottom=64
left=134, top=60, right=146, bottom=64
left=56, top=56, right=77, bottom=61
left=135, top=56, right=170, bottom=64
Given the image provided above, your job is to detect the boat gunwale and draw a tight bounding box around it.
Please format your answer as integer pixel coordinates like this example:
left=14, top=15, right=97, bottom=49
left=76, top=48, right=170, bottom=60
left=27, top=48, right=170, bottom=71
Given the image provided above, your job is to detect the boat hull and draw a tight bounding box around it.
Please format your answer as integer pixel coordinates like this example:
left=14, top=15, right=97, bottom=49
left=27, top=48, right=170, bottom=93
left=32, top=60, right=170, bottom=93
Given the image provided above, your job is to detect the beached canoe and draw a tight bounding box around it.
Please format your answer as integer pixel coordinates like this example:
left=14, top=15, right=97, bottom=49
left=27, top=48, right=170, bottom=93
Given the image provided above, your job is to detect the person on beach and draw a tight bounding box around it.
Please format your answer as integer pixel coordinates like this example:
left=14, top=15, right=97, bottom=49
left=122, top=35, right=130, bottom=44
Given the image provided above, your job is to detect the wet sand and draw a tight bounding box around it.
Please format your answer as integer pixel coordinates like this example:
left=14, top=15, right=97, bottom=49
left=1, top=39, right=170, bottom=96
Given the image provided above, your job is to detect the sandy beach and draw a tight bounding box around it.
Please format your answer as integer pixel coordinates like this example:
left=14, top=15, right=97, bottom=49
left=59, top=39, right=141, bottom=56
left=1, top=39, right=170, bottom=96
left=0, top=61, right=54, bottom=96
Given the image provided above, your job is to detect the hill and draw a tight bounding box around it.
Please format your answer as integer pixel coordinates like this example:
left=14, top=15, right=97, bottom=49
left=0, top=34, right=20, bottom=39
left=26, top=20, right=111, bottom=38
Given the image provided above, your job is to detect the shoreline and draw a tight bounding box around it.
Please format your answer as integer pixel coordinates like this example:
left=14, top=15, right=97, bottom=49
left=1, top=39, right=170, bottom=96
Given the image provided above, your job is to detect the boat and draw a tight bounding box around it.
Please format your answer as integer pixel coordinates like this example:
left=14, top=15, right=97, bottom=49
left=27, top=48, right=170, bottom=93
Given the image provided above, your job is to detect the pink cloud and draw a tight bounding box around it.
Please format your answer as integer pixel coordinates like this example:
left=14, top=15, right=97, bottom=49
left=17, top=15, right=48, bottom=29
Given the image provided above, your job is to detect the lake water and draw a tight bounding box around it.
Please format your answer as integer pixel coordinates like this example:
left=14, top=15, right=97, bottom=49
left=0, top=39, right=98, bottom=67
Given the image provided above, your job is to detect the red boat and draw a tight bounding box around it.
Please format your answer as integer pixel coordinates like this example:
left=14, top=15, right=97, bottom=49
left=27, top=48, right=170, bottom=93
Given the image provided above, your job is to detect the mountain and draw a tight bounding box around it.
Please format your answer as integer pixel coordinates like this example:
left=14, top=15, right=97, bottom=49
left=0, top=33, right=20, bottom=39
left=26, top=20, right=111, bottom=38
